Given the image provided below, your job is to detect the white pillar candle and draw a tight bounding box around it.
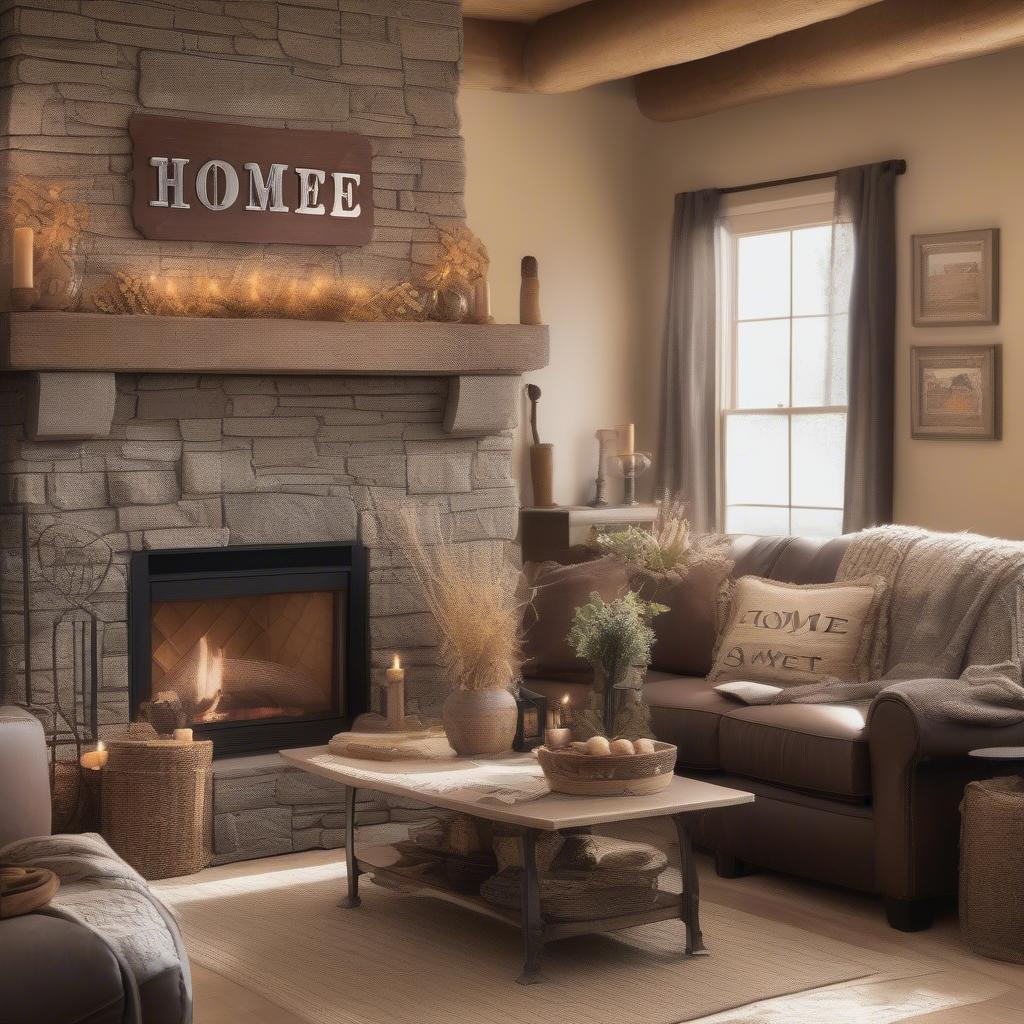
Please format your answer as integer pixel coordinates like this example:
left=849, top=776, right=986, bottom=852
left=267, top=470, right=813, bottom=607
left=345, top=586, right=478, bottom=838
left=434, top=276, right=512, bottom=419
left=618, top=423, right=635, bottom=457
left=473, top=277, right=491, bottom=322
left=385, top=653, right=405, bottom=730
left=173, top=728, right=194, bottom=743
left=13, top=227, right=33, bottom=289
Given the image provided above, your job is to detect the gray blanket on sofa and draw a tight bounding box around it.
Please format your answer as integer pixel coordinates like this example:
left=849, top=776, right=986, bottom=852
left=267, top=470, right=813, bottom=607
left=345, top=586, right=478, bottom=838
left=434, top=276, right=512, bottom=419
left=715, top=526, right=1024, bottom=726
left=0, top=831, right=184, bottom=1023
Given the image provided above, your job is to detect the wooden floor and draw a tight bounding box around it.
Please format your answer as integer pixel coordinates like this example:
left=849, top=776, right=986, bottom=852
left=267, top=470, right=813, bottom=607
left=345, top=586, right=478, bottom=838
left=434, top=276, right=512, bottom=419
left=188, top=818, right=1024, bottom=1024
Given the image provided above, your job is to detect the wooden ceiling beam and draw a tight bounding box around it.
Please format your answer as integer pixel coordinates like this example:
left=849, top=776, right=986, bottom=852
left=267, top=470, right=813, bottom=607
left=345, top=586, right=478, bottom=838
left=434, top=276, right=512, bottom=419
left=521, top=0, right=882, bottom=94
left=636, top=0, right=1024, bottom=122
left=463, top=18, right=530, bottom=92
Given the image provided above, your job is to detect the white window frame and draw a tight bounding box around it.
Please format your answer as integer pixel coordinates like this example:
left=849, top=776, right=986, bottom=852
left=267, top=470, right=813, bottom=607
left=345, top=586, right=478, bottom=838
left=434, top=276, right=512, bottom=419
left=718, top=181, right=846, bottom=536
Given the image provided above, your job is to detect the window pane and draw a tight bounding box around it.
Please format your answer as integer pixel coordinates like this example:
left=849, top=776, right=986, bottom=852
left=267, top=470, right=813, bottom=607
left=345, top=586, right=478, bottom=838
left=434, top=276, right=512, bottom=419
left=791, top=507, right=844, bottom=538
left=737, top=232, right=790, bottom=320
left=791, top=413, right=846, bottom=508
left=792, top=225, right=832, bottom=316
left=792, top=316, right=849, bottom=407
left=726, top=505, right=790, bottom=536
left=736, top=320, right=789, bottom=408
left=726, top=413, right=789, bottom=506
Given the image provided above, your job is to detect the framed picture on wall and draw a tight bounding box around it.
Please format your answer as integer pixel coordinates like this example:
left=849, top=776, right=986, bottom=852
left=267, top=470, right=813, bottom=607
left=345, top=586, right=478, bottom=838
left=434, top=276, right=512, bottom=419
left=910, top=344, right=1001, bottom=440
left=912, top=228, right=999, bottom=326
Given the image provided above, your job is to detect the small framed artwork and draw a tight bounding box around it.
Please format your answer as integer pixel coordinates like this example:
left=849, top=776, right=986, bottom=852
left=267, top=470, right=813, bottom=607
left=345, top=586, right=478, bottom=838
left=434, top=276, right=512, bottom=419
left=912, top=228, right=999, bottom=326
left=910, top=345, right=1001, bottom=440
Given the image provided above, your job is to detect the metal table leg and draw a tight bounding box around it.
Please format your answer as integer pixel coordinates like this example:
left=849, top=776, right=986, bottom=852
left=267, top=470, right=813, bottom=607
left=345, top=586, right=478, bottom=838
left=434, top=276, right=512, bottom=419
left=672, top=813, right=708, bottom=956
left=338, top=784, right=361, bottom=909
left=516, top=828, right=545, bottom=984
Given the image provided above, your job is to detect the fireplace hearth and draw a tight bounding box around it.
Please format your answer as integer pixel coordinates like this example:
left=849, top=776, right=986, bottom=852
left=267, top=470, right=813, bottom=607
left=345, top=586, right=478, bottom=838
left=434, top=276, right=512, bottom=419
left=129, top=543, right=368, bottom=756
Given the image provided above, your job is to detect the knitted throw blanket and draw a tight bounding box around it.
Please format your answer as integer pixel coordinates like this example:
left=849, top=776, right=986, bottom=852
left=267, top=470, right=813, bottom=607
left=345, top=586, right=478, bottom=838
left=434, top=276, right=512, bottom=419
left=715, top=526, right=1024, bottom=726
left=0, top=832, right=183, bottom=1024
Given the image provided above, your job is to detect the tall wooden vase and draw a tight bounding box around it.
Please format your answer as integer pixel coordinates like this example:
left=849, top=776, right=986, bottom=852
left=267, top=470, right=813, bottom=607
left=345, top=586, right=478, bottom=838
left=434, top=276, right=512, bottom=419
left=530, top=443, right=555, bottom=508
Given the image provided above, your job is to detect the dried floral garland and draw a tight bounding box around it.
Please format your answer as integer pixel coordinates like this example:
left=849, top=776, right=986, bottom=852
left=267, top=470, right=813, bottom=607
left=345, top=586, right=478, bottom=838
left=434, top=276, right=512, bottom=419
left=90, top=224, right=489, bottom=323
left=6, top=176, right=89, bottom=258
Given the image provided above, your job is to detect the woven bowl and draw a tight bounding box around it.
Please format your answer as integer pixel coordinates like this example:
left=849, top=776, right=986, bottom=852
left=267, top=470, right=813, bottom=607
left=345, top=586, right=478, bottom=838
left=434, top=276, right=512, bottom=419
left=537, top=741, right=677, bottom=796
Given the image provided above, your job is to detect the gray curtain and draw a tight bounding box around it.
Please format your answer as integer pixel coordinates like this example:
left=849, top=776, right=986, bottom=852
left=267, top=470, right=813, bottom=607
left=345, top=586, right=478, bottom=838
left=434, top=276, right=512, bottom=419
left=656, top=188, right=721, bottom=531
left=835, top=162, right=899, bottom=533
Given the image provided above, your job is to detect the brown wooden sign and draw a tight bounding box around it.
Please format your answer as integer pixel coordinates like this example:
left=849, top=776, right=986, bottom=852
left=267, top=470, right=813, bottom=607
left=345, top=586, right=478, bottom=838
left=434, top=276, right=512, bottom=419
left=129, top=114, right=373, bottom=247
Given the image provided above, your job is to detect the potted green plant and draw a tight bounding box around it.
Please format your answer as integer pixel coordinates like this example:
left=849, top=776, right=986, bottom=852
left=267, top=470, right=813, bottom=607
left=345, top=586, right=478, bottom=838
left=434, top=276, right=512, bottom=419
left=567, top=591, right=667, bottom=740
left=391, top=505, right=527, bottom=756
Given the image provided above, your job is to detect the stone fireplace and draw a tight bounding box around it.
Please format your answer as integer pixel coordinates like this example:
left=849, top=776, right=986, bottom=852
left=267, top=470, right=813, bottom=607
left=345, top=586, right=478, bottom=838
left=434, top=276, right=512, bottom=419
left=0, top=0, right=548, bottom=862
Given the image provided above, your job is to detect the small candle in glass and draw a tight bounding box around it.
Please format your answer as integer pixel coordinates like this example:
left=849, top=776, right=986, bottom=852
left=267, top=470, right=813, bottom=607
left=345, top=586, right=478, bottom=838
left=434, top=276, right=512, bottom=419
left=80, top=740, right=108, bottom=771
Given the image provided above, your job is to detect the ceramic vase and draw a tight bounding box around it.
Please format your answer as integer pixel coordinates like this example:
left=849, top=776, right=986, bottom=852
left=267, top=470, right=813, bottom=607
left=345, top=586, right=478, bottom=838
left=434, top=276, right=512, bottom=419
left=442, top=687, right=517, bottom=756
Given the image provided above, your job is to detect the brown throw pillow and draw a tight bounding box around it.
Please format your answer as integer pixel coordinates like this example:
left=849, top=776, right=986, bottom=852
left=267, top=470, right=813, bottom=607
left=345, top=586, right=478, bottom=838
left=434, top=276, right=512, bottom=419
left=709, top=575, right=885, bottom=687
left=522, top=556, right=631, bottom=681
left=632, top=560, right=734, bottom=676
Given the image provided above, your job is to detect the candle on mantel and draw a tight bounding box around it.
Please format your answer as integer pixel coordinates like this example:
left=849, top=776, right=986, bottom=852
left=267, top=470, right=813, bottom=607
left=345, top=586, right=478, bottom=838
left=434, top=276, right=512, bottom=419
left=472, top=277, right=492, bottom=324
left=385, top=653, right=405, bottom=731
left=13, top=227, right=33, bottom=289
left=173, top=728, right=193, bottom=743
left=545, top=694, right=572, bottom=749
left=618, top=423, right=635, bottom=457
left=80, top=740, right=108, bottom=771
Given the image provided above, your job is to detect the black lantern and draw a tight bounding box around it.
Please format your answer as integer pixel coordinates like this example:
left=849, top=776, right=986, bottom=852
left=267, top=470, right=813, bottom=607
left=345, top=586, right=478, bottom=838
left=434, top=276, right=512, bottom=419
left=513, top=682, right=548, bottom=752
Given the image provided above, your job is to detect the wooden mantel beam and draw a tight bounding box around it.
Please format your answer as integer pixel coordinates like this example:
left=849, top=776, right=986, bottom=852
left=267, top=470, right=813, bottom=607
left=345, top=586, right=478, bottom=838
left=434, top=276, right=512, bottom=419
left=521, top=0, right=880, bottom=94
left=636, top=0, right=1024, bottom=122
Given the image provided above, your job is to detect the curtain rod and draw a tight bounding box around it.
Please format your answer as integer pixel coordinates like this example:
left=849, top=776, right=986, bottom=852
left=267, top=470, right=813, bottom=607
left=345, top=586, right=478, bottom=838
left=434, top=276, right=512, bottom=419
left=719, top=159, right=906, bottom=195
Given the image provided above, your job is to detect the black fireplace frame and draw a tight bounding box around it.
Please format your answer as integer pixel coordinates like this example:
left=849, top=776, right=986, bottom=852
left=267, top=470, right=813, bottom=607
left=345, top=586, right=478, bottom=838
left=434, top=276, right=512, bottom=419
left=129, top=542, right=369, bottom=757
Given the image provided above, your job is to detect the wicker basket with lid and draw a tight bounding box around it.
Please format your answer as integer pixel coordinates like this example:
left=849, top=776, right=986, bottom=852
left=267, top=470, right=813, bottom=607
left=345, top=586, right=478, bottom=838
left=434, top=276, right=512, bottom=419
left=101, top=738, right=213, bottom=880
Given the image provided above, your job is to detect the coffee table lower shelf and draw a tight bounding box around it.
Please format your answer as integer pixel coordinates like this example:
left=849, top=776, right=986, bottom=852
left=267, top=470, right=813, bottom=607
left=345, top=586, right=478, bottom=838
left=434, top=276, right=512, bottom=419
left=356, top=842, right=686, bottom=942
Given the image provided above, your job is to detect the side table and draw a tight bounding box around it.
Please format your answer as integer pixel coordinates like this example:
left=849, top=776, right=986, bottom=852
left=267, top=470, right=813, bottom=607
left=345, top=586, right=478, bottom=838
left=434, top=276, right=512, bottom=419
left=102, top=738, right=213, bottom=880
left=968, top=747, right=1024, bottom=776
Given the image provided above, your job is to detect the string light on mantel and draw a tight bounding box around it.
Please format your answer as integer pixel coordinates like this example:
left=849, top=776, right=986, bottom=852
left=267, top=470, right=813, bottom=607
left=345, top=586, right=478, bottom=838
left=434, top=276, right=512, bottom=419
left=88, top=224, right=492, bottom=324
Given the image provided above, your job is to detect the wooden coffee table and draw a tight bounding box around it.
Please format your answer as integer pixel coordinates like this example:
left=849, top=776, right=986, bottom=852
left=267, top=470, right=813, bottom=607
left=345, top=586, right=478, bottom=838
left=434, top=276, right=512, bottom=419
left=281, top=746, right=754, bottom=983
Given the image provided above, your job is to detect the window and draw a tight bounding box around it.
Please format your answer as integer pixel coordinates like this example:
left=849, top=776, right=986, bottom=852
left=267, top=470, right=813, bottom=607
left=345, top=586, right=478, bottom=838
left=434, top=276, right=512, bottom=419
left=720, top=188, right=847, bottom=537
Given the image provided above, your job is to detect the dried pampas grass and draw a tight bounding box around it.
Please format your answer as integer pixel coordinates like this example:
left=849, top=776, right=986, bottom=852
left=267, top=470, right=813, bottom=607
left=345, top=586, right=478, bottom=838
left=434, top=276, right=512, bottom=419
left=387, top=504, right=527, bottom=692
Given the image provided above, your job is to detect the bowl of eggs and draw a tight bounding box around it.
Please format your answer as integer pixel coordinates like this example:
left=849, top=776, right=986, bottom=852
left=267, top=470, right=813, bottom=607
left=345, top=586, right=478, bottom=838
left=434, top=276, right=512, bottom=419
left=536, top=736, right=678, bottom=796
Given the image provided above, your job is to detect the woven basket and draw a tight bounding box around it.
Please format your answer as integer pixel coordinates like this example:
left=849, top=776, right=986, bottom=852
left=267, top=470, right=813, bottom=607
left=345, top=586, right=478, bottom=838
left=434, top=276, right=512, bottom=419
left=537, top=741, right=677, bottom=795
left=959, top=776, right=1024, bottom=963
left=101, top=739, right=213, bottom=881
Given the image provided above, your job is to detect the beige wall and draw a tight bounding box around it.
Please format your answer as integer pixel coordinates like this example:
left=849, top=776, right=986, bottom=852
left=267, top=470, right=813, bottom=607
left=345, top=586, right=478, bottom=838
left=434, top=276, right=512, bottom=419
left=460, top=84, right=657, bottom=507
left=462, top=48, right=1024, bottom=536
left=642, top=48, right=1024, bottom=539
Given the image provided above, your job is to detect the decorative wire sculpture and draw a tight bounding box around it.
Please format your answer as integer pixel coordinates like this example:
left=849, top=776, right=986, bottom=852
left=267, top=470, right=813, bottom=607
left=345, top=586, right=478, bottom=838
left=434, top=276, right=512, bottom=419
left=16, top=510, right=110, bottom=822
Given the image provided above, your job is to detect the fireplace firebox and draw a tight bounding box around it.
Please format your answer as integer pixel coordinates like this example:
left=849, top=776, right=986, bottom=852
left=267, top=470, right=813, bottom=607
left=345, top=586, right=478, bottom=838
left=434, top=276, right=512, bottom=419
left=129, top=543, right=368, bottom=756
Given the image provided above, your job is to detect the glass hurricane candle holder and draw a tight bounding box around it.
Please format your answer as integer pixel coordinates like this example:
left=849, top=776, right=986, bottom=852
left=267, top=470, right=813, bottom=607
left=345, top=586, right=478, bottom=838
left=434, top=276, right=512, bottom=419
left=614, top=451, right=652, bottom=505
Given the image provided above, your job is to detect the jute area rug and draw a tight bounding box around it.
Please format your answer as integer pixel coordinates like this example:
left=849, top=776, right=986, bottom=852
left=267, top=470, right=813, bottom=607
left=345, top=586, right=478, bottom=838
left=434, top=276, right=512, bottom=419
left=154, top=857, right=921, bottom=1024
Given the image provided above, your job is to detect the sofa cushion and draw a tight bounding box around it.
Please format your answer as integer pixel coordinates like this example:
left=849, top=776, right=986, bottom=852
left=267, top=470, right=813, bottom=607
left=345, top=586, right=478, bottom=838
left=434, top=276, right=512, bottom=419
left=718, top=703, right=871, bottom=801
left=522, top=556, right=631, bottom=682
left=0, top=913, right=127, bottom=1024
left=644, top=672, right=737, bottom=770
left=635, top=560, right=733, bottom=677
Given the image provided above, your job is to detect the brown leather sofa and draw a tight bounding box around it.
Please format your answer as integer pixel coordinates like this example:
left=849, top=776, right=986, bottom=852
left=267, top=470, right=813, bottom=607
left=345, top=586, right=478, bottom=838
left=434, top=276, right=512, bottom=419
left=525, top=533, right=1024, bottom=931
left=0, top=707, right=192, bottom=1024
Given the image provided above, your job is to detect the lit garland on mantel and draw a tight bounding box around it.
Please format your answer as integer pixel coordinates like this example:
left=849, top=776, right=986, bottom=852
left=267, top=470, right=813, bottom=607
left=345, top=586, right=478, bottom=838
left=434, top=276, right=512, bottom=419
left=7, top=175, right=491, bottom=323
left=89, top=224, right=490, bottom=323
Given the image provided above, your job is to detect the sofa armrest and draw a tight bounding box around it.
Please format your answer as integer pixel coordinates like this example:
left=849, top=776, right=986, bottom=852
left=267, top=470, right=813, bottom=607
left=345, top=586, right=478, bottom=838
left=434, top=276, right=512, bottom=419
left=0, top=706, right=52, bottom=848
left=867, top=681, right=1024, bottom=904
left=871, top=679, right=1024, bottom=759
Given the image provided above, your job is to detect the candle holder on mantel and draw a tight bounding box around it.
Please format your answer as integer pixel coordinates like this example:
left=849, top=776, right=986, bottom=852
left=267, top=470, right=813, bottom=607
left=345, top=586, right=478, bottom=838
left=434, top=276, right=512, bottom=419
left=588, top=428, right=619, bottom=508
left=615, top=452, right=652, bottom=506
